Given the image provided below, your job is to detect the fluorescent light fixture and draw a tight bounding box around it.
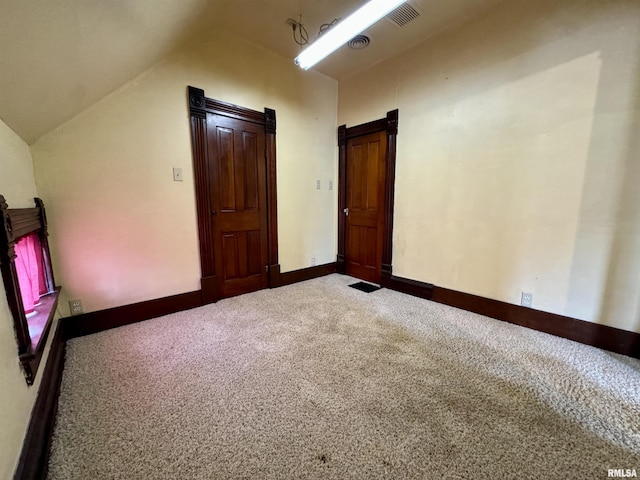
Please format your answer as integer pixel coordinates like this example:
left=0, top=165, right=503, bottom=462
left=294, top=0, right=407, bottom=70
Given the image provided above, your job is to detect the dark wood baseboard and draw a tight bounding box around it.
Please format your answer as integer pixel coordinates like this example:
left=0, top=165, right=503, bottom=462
left=63, top=290, right=202, bottom=339
left=387, top=275, right=434, bottom=300
left=275, top=263, right=337, bottom=287
left=389, top=273, right=639, bottom=358
left=14, top=319, right=66, bottom=480
left=64, top=265, right=337, bottom=339
left=429, top=286, right=640, bottom=358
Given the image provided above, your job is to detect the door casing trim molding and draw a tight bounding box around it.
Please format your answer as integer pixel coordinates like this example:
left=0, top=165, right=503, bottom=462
left=188, top=86, right=279, bottom=303
left=337, top=109, right=398, bottom=286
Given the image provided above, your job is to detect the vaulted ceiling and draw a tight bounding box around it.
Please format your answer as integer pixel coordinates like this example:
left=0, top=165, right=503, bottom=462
left=0, top=0, right=502, bottom=144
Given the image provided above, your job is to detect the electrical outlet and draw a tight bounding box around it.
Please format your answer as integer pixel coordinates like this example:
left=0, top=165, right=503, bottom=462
left=311, top=257, right=316, bottom=266
left=69, top=299, right=83, bottom=315
left=521, top=292, right=533, bottom=308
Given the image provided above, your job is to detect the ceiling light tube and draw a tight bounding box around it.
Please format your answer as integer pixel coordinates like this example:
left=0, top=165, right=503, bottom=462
left=294, top=0, right=407, bottom=70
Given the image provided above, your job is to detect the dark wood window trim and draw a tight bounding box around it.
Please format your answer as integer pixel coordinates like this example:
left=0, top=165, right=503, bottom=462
left=187, top=86, right=280, bottom=302
left=14, top=317, right=66, bottom=480
left=337, top=109, right=399, bottom=287
left=0, top=195, right=60, bottom=385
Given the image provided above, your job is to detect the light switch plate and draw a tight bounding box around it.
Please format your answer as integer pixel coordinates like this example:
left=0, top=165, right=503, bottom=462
left=173, top=167, right=183, bottom=182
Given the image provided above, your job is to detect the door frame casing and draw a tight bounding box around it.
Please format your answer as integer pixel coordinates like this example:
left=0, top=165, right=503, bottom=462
left=188, top=86, right=280, bottom=303
left=337, top=109, right=398, bottom=287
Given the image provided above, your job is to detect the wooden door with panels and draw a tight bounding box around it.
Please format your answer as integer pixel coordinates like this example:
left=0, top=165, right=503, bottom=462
left=345, top=131, right=387, bottom=283
left=208, top=113, right=268, bottom=298
left=188, top=87, right=280, bottom=303
left=338, top=110, right=398, bottom=287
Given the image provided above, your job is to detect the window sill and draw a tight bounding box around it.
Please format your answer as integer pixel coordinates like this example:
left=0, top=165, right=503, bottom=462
left=19, top=287, right=61, bottom=385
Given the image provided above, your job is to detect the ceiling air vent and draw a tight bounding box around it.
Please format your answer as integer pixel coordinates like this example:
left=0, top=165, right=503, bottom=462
left=348, top=35, right=370, bottom=49
left=386, top=2, right=420, bottom=27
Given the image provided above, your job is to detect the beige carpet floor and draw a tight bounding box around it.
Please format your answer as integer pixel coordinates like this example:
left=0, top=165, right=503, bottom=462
left=48, top=274, right=640, bottom=479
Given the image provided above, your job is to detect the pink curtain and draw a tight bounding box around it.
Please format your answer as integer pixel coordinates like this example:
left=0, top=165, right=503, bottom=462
left=15, top=233, right=47, bottom=314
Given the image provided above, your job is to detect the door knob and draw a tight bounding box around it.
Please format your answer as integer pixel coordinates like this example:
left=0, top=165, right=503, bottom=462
left=344, top=208, right=349, bottom=216
left=211, top=210, right=217, bottom=216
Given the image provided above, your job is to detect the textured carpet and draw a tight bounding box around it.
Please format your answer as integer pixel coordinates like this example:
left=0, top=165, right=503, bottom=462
left=49, top=274, right=640, bottom=479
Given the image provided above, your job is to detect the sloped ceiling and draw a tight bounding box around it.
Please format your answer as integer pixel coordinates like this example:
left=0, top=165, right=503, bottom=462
left=0, top=0, right=502, bottom=144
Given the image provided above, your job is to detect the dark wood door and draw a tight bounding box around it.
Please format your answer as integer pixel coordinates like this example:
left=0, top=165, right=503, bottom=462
left=207, top=113, right=268, bottom=298
left=345, top=130, right=387, bottom=283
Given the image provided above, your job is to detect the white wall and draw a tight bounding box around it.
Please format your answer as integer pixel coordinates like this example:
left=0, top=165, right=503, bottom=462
left=339, top=0, right=640, bottom=332
left=0, top=118, right=60, bottom=479
left=31, top=30, right=338, bottom=314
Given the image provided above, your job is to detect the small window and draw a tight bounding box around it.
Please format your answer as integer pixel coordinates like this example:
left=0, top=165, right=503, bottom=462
left=0, top=195, right=59, bottom=385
